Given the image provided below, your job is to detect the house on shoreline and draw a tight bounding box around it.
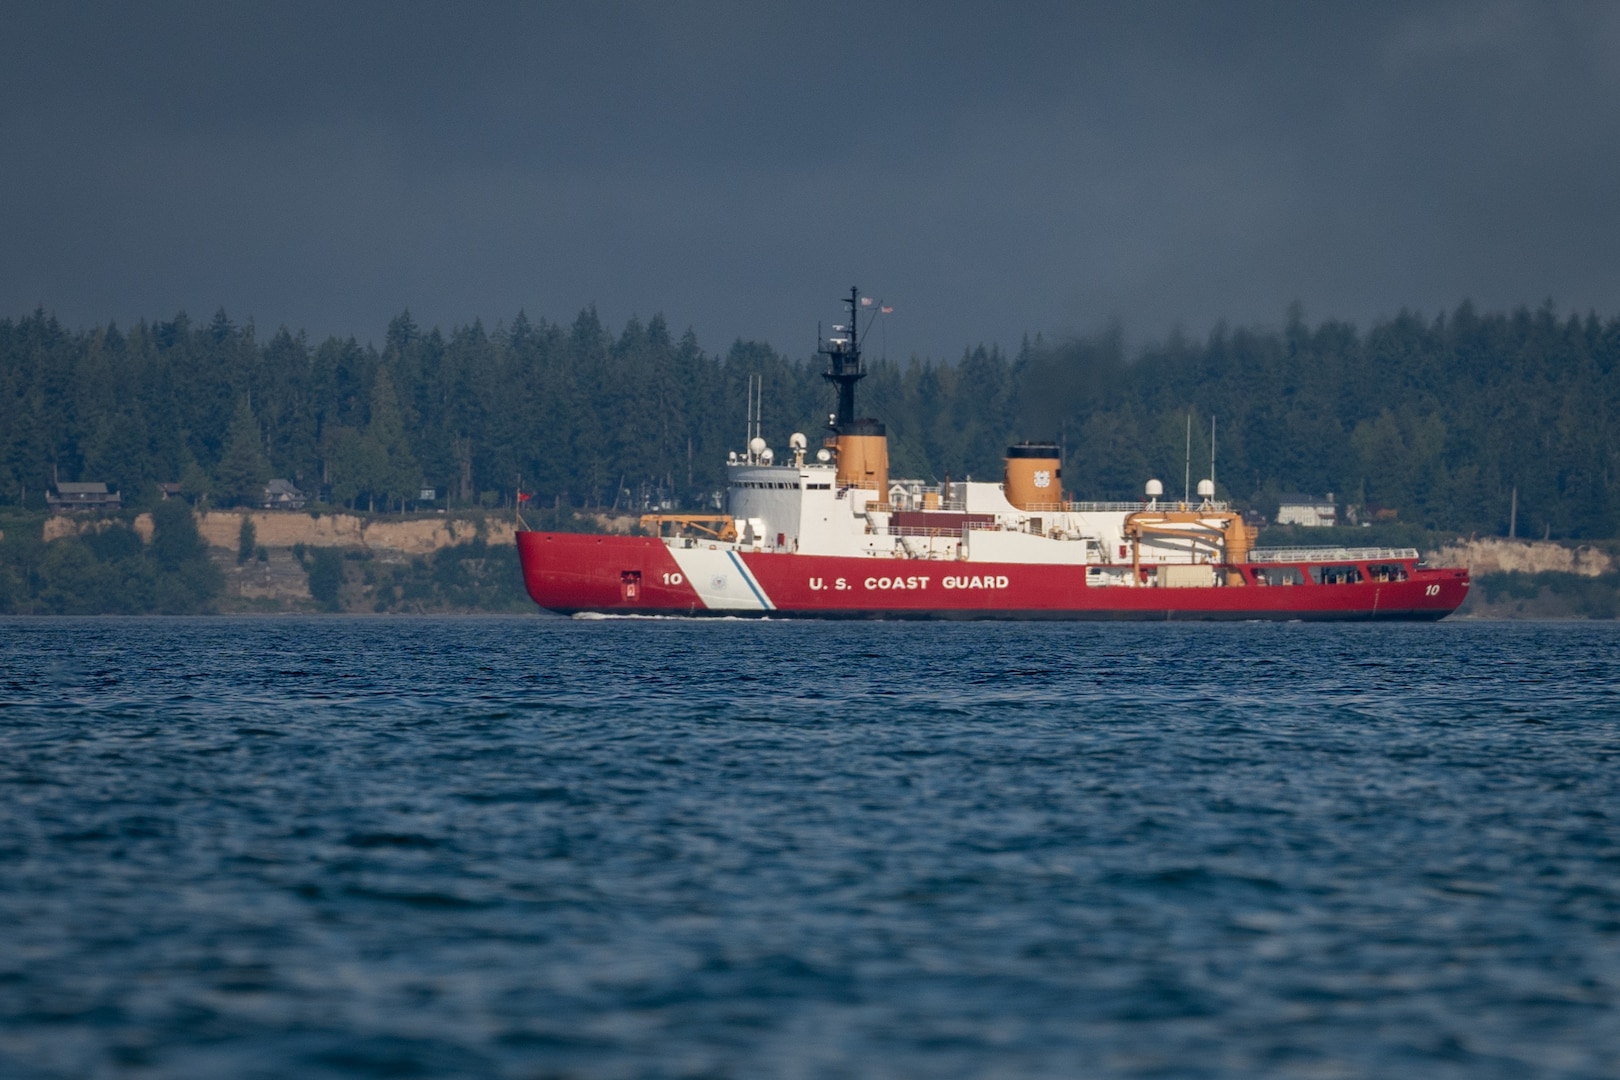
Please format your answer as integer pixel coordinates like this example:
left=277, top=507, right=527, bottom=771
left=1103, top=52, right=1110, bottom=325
left=261, top=479, right=307, bottom=510
left=1275, top=493, right=1337, bottom=528
left=47, top=482, right=121, bottom=514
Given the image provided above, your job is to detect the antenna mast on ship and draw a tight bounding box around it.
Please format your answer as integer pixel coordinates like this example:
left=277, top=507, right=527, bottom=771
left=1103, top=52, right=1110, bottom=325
left=818, top=285, right=889, bottom=500
left=821, top=286, right=865, bottom=429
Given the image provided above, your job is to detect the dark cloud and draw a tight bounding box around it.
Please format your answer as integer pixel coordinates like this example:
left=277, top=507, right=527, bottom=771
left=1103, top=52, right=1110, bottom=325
left=3, top=1, right=1618, bottom=358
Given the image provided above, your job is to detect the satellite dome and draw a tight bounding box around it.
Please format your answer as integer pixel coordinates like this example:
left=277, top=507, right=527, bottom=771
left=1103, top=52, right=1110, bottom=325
left=1145, top=479, right=1164, bottom=497
left=749, top=437, right=767, bottom=455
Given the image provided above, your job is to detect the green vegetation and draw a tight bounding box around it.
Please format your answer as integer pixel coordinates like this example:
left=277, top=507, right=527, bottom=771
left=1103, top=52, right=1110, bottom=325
left=0, top=501, right=222, bottom=614
left=236, top=516, right=256, bottom=564
left=284, top=540, right=527, bottom=614
left=359, top=542, right=529, bottom=614
left=217, top=397, right=271, bottom=507
left=2, top=300, right=1618, bottom=540
left=298, top=547, right=345, bottom=612
left=1472, top=571, right=1620, bottom=619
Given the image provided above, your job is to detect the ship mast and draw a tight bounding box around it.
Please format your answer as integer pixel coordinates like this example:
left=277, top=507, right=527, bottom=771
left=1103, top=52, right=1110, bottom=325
left=818, top=285, right=889, bottom=501
left=821, top=286, right=865, bottom=430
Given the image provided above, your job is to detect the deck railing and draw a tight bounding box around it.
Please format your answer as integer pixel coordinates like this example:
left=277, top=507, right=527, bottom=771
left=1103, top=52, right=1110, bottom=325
left=887, top=526, right=965, bottom=539
left=1248, top=546, right=1418, bottom=564
left=1018, top=500, right=1232, bottom=513
left=878, top=501, right=967, bottom=513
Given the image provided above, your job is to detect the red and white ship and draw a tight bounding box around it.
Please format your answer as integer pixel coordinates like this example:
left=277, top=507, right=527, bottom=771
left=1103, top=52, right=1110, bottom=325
left=518, top=289, right=1469, bottom=620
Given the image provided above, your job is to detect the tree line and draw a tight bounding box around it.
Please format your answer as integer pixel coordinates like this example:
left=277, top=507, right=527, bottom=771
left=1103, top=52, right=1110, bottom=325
left=2, top=299, right=1617, bottom=538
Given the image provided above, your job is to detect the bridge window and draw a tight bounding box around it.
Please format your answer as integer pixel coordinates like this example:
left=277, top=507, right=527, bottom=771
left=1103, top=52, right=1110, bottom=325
left=1252, top=566, right=1304, bottom=586
left=1310, top=565, right=1363, bottom=585
left=1366, top=563, right=1409, bottom=582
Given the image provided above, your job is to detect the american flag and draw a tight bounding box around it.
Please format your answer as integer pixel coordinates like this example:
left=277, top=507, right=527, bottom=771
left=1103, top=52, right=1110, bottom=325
left=860, top=297, right=874, bottom=307
left=880, top=305, right=894, bottom=314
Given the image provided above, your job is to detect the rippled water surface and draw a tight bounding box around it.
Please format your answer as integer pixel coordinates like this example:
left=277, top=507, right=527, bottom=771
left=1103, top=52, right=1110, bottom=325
left=2, top=617, right=1620, bottom=1078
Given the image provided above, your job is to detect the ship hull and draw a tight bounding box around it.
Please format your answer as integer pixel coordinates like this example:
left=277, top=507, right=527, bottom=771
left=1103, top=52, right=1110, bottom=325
left=517, top=532, right=1469, bottom=621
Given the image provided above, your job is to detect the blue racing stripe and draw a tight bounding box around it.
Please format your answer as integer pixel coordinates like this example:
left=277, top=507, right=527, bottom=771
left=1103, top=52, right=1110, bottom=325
left=726, top=550, right=774, bottom=610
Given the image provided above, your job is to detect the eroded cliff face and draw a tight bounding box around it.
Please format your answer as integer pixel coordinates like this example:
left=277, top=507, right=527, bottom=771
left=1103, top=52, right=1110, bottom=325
left=1427, top=538, right=1612, bottom=577
left=44, top=514, right=155, bottom=542
left=45, top=511, right=516, bottom=553
left=193, top=512, right=516, bottom=553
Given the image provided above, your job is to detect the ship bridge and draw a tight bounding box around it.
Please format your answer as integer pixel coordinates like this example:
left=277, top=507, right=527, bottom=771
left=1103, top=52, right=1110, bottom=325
left=720, top=428, right=891, bottom=556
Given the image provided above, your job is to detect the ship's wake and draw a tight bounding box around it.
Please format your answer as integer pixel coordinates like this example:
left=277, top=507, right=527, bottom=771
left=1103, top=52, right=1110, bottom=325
left=571, top=612, right=764, bottom=621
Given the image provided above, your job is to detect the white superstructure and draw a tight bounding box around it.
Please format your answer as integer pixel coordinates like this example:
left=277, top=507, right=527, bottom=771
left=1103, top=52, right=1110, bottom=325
left=641, top=288, right=1259, bottom=585
left=702, top=434, right=1248, bottom=575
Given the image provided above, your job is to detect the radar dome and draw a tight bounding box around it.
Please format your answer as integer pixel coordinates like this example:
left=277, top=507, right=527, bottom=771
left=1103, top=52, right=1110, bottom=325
left=749, top=437, right=767, bottom=455
left=1196, top=479, right=1215, bottom=498
left=1145, top=478, right=1164, bottom=497
left=761, top=448, right=774, bottom=463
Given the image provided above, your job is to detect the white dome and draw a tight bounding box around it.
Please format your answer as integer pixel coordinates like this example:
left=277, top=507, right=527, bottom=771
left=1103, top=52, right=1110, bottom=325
left=1145, top=478, right=1164, bottom=497
left=748, top=437, right=767, bottom=455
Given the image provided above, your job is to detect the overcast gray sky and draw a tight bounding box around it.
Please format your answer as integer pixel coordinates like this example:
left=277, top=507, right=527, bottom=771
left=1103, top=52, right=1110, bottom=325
left=4, top=1, right=1618, bottom=359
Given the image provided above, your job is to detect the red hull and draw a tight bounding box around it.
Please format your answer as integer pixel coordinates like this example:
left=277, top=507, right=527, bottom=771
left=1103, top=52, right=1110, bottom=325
left=517, top=532, right=1470, bottom=620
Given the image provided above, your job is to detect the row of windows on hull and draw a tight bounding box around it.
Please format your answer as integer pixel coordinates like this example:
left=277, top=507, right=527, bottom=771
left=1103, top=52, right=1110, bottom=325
left=732, top=481, right=832, bottom=490
left=1254, top=564, right=1410, bottom=586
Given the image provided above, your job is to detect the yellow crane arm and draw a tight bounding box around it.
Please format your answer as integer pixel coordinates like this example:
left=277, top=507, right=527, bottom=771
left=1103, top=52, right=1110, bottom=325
left=639, top=514, right=739, bottom=542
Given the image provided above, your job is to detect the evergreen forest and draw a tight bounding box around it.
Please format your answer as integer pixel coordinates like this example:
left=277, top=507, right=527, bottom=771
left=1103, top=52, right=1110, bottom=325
left=2, top=300, right=1618, bottom=539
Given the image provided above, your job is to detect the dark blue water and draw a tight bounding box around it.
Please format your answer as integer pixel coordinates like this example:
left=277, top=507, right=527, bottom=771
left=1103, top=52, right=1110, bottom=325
left=2, top=618, right=1619, bottom=1078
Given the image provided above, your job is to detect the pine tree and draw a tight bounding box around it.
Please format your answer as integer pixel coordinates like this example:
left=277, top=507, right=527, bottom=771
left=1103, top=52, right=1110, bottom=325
left=150, top=496, right=207, bottom=569
left=366, top=367, right=419, bottom=511
left=237, top=516, right=256, bottom=564
left=216, top=397, right=270, bottom=507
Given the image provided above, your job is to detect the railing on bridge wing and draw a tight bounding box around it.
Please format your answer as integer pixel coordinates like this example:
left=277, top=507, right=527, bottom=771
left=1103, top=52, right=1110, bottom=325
left=1247, top=546, right=1419, bottom=563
